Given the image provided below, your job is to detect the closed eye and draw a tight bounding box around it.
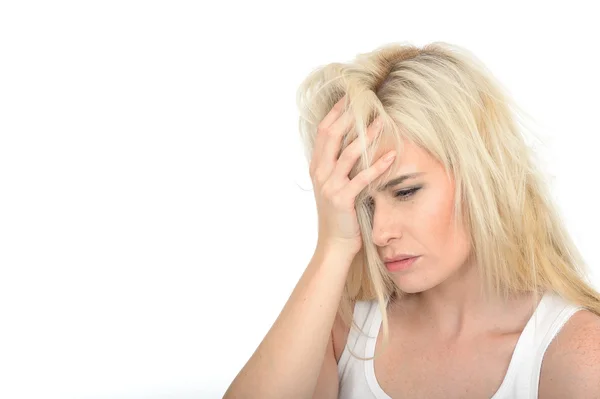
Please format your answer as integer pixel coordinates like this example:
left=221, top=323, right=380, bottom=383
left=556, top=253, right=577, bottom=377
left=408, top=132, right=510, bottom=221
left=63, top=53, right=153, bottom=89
left=394, top=187, right=421, bottom=201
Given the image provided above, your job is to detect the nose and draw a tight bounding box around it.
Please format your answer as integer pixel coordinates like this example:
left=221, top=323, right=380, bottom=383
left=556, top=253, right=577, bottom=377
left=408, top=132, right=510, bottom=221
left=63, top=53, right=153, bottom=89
left=371, top=201, right=402, bottom=247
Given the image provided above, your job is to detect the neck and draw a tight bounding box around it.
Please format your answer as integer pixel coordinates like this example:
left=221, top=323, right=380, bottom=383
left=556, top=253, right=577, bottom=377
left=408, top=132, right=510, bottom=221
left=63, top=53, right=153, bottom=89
left=390, top=258, right=534, bottom=341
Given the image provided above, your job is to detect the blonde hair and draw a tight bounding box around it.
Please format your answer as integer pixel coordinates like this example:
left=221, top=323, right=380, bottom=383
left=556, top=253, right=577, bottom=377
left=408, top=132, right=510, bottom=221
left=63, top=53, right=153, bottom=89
left=296, top=41, right=600, bottom=361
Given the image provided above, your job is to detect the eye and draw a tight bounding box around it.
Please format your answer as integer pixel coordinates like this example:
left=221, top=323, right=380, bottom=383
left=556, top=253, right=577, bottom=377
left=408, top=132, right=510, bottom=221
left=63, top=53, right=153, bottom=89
left=393, top=187, right=421, bottom=201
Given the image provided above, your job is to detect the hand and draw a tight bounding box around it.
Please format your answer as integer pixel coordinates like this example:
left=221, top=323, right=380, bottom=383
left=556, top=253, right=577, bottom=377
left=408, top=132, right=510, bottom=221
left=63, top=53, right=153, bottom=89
left=309, top=95, right=396, bottom=255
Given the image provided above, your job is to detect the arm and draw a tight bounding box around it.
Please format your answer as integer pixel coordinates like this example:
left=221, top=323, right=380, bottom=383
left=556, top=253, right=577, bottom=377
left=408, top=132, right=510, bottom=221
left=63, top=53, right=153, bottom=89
left=223, top=245, right=356, bottom=399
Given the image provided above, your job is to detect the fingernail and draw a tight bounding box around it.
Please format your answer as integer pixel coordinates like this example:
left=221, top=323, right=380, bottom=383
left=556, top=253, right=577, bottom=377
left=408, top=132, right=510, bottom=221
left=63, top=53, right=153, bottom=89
left=384, top=151, right=396, bottom=162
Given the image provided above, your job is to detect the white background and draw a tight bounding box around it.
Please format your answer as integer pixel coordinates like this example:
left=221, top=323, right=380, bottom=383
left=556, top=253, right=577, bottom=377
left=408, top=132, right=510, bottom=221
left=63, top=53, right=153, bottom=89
left=1, top=1, right=598, bottom=398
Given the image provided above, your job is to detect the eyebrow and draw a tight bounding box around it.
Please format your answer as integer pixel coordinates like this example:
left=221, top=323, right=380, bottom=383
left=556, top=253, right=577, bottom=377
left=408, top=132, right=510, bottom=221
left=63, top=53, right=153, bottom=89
left=376, top=172, right=424, bottom=192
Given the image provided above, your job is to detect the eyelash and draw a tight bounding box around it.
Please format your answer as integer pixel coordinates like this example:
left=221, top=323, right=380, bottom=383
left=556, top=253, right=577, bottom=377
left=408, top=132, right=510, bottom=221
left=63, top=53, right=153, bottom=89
left=393, top=187, right=421, bottom=201
left=365, top=186, right=421, bottom=211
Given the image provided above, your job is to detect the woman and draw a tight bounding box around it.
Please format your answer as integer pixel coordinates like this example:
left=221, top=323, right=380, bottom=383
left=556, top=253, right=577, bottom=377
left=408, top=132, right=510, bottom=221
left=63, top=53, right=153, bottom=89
left=224, top=42, right=600, bottom=398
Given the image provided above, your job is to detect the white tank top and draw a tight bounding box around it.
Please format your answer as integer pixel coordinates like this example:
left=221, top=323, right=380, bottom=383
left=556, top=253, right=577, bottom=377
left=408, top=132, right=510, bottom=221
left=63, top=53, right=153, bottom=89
left=337, top=291, right=584, bottom=398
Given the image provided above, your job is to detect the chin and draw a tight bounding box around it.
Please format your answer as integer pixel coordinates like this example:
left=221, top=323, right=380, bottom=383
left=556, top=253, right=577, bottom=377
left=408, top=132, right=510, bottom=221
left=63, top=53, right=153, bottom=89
left=391, top=277, right=432, bottom=294
left=396, top=284, right=429, bottom=295
left=390, top=269, right=442, bottom=295
left=389, top=259, right=466, bottom=295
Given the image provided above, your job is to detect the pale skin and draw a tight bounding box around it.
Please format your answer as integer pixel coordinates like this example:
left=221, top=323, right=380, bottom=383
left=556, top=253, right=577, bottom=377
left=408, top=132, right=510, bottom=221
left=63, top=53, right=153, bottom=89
left=329, top=119, right=600, bottom=397
left=368, top=137, right=527, bottom=340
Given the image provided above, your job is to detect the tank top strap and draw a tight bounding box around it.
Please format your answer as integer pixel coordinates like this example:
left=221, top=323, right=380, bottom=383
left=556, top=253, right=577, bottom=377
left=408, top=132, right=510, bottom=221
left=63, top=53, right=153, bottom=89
left=527, top=292, right=585, bottom=398
left=494, top=291, right=585, bottom=398
left=337, top=300, right=377, bottom=376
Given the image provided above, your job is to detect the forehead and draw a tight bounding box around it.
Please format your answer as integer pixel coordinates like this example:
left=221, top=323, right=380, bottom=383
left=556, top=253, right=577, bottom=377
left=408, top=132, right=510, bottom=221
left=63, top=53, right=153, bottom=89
left=368, top=137, right=432, bottom=192
left=373, top=136, right=426, bottom=170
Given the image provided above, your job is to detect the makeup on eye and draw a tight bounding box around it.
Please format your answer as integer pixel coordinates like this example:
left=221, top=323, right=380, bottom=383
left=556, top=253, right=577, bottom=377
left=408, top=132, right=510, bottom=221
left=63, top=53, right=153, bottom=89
left=364, top=185, right=422, bottom=207
left=393, top=186, right=421, bottom=200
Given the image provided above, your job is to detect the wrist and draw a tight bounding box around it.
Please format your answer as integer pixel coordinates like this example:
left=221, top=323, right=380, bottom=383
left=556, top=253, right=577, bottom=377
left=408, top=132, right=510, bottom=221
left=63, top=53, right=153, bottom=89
left=315, top=240, right=360, bottom=261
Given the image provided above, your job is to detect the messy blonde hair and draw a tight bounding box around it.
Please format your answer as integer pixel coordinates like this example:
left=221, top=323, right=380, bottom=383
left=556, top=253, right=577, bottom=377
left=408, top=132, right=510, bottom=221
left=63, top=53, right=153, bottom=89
left=296, top=41, right=600, bottom=361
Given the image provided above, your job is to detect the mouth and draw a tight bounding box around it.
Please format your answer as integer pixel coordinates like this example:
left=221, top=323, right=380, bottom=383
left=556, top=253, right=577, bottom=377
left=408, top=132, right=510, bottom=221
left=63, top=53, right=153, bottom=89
left=384, top=255, right=421, bottom=272
left=383, top=254, right=419, bottom=263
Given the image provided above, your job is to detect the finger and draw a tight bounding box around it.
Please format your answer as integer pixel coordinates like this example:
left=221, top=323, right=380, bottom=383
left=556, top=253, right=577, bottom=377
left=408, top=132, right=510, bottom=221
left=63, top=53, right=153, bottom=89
left=319, top=94, right=348, bottom=130
left=318, top=111, right=354, bottom=177
left=343, top=150, right=396, bottom=200
left=311, top=95, right=347, bottom=172
left=328, top=116, right=383, bottom=186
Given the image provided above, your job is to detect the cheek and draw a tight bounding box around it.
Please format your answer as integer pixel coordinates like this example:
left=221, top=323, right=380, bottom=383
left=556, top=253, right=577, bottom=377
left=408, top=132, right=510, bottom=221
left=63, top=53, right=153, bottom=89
left=418, top=187, right=454, bottom=236
left=417, top=185, right=469, bottom=257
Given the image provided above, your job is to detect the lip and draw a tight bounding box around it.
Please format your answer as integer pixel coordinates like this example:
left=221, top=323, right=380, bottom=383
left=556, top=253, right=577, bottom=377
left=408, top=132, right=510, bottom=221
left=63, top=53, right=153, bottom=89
left=383, top=254, right=419, bottom=263
left=384, top=255, right=421, bottom=272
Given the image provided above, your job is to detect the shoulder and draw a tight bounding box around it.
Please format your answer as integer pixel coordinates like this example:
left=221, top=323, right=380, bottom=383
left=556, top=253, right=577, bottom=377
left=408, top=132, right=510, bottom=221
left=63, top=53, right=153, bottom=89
left=539, top=309, right=600, bottom=398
